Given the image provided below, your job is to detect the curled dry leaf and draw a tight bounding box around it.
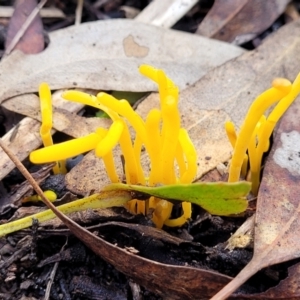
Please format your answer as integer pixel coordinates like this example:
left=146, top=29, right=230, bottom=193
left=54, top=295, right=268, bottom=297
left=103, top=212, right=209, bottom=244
left=211, top=89, right=300, bottom=298
left=196, top=0, right=290, bottom=45
left=0, top=19, right=244, bottom=103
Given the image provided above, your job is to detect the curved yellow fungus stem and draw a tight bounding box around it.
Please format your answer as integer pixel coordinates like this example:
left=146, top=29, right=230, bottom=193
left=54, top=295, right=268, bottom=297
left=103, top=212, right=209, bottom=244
left=178, top=128, right=197, bottom=184
left=30, top=129, right=107, bottom=163
left=39, top=83, right=66, bottom=174
left=97, top=94, right=148, bottom=146
left=95, top=120, right=124, bottom=157
left=39, top=83, right=53, bottom=147
left=161, top=96, right=180, bottom=184
left=228, top=79, right=292, bottom=182
left=175, top=143, right=186, bottom=179
left=225, top=121, right=237, bottom=148
left=145, top=108, right=162, bottom=185
left=62, top=90, right=119, bottom=121
left=164, top=201, right=192, bottom=227
left=225, top=121, right=249, bottom=179
left=102, top=151, right=119, bottom=183
left=152, top=199, right=173, bottom=229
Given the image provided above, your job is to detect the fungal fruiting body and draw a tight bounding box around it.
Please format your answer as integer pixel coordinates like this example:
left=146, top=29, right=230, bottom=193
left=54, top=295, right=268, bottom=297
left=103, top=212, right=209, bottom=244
left=30, top=65, right=197, bottom=228
left=226, top=75, right=300, bottom=195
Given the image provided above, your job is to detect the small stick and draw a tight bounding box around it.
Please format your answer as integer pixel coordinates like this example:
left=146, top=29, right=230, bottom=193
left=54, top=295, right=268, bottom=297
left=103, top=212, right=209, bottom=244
left=75, top=0, right=84, bottom=26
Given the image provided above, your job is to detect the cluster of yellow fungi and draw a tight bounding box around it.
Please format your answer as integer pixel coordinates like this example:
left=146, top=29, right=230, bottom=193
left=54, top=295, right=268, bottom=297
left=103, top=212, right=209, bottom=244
left=29, top=63, right=300, bottom=227
left=226, top=74, right=300, bottom=195
left=30, top=65, right=197, bottom=228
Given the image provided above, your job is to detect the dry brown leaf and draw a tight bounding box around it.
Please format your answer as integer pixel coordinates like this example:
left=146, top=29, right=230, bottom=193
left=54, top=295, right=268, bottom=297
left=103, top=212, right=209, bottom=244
left=196, top=0, right=290, bottom=44
left=5, top=0, right=44, bottom=54
left=0, top=19, right=244, bottom=102
left=211, top=93, right=300, bottom=298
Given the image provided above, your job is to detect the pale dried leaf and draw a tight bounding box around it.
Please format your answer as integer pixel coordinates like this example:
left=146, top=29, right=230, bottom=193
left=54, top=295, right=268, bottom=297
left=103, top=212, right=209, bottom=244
left=0, top=19, right=244, bottom=102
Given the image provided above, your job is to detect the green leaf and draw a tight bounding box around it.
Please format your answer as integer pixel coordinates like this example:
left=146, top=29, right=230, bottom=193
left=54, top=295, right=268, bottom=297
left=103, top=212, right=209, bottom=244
left=105, top=181, right=251, bottom=216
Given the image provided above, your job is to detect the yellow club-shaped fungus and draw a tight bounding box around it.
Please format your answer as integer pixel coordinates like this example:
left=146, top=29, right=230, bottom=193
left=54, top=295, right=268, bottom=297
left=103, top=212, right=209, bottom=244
left=227, top=74, right=300, bottom=195
left=30, top=65, right=197, bottom=228
left=38, top=83, right=66, bottom=174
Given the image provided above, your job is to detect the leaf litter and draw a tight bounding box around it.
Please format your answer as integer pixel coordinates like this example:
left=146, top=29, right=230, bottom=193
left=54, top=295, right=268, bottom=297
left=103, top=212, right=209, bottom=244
left=0, top=1, right=295, bottom=299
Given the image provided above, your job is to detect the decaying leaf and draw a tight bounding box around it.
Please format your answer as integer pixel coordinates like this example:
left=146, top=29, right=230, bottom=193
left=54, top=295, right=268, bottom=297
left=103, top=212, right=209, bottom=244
left=0, top=19, right=244, bottom=102
left=211, top=90, right=300, bottom=298
left=196, top=0, right=290, bottom=44
left=106, top=182, right=251, bottom=216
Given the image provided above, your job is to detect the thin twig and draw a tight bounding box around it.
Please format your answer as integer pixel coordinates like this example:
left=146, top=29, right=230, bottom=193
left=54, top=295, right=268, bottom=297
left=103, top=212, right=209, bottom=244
left=44, top=238, right=68, bottom=300
left=4, top=0, right=48, bottom=56
left=75, top=0, right=84, bottom=26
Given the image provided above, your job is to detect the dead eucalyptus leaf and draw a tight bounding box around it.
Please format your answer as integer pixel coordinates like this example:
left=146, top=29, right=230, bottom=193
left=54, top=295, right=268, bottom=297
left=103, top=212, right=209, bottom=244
left=0, top=19, right=244, bottom=103
left=196, top=0, right=289, bottom=45
left=211, top=96, right=300, bottom=298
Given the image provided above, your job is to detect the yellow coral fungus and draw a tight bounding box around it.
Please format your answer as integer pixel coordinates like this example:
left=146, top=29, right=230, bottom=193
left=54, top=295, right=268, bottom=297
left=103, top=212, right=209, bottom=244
left=30, top=65, right=197, bottom=228
left=227, top=74, right=300, bottom=195
left=38, top=83, right=66, bottom=174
